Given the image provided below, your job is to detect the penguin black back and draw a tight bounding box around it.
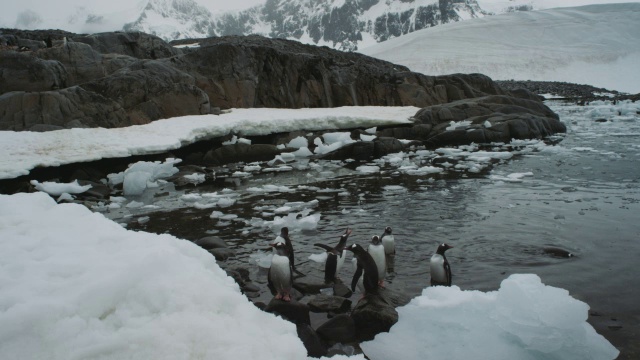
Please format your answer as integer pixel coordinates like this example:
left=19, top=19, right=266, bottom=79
left=314, top=228, right=352, bottom=282
left=280, top=227, right=295, bottom=269
left=347, top=243, right=379, bottom=295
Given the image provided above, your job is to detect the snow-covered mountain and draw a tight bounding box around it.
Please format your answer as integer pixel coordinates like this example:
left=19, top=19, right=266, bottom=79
left=360, top=2, right=640, bottom=93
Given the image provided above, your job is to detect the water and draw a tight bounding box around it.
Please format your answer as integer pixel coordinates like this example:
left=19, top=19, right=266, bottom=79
left=116, top=100, right=640, bottom=357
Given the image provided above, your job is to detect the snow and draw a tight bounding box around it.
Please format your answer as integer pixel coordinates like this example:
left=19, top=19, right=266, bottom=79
left=0, top=106, right=417, bottom=180
left=0, top=192, right=317, bottom=360
left=122, top=158, right=181, bottom=196
left=361, top=274, right=619, bottom=360
left=360, top=3, right=640, bottom=93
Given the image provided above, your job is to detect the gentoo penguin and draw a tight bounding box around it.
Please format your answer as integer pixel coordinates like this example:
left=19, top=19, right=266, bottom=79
left=347, top=243, right=379, bottom=295
left=314, top=228, right=352, bottom=282
left=380, top=226, right=395, bottom=255
left=272, top=227, right=295, bottom=270
left=430, top=243, right=453, bottom=286
left=368, top=235, right=386, bottom=286
left=268, top=242, right=293, bottom=301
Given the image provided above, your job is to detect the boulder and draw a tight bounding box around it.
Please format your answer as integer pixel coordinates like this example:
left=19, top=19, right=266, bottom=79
left=265, top=298, right=311, bottom=325
left=307, top=294, right=352, bottom=313
left=315, top=314, right=356, bottom=343
left=349, top=287, right=410, bottom=341
left=293, top=275, right=332, bottom=295
left=0, top=51, right=68, bottom=93
left=196, top=236, right=228, bottom=249
left=209, top=248, right=236, bottom=261
left=296, top=324, right=328, bottom=358
left=74, top=31, right=181, bottom=59
left=333, top=283, right=353, bottom=298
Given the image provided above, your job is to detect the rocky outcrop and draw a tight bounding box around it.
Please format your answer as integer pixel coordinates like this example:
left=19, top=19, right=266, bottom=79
left=1, top=29, right=560, bottom=141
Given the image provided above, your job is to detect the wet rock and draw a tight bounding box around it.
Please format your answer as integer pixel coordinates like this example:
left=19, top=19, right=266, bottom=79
left=209, top=248, right=235, bottom=261
left=543, top=247, right=574, bottom=258
left=296, top=324, right=328, bottom=358
left=316, top=314, right=356, bottom=343
left=203, top=143, right=285, bottom=165
left=196, top=236, right=228, bottom=249
left=373, top=137, right=405, bottom=157
left=318, top=141, right=375, bottom=161
left=350, top=287, right=409, bottom=341
left=76, top=180, right=112, bottom=200
left=293, top=275, right=332, bottom=295
left=307, top=294, right=352, bottom=313
left=265, top=298, right=311, bottom=325
left=333, top=283, right=353, bottom=298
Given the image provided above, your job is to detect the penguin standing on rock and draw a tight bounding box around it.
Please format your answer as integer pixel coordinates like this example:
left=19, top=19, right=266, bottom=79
left=269, top=242, right=293, bottom=301
left=380, top=226, right=395, bottom=255
left=348, top=243, right=380, bottom=295
left=314, top=228, right=352, bottom=282
left=430, top=243, right=453, bottom=286
left=272, top=227, right=295, bottom=270
left=368, top=235, right=386, bottom=286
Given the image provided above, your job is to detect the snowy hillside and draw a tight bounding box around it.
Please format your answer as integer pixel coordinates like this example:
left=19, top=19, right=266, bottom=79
left=359, top=3, right=640, bottom=93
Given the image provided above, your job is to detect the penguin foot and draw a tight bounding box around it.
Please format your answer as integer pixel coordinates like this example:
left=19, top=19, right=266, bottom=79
left=378, top=280, right=385, bottom=288
left=275, top=293, right=283, bottom=300
left=282, top=294, right=291, bottom=302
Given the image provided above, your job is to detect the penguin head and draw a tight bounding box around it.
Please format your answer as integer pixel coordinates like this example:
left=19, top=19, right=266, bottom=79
left=371, top=235, right=381, bottom=245
left=271, top=241, right=289, bottom=256
left=346, top=243, right=363, bottom=253
left=384, top=226, right=392, bottom=235
left=337, top=228, right=352, bottom=246
left=280, top=227, right=289, bottom=236
left=436, top=243, right=454, bottom=255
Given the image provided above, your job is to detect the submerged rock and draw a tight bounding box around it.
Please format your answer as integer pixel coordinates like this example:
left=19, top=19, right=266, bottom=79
left=316, top=314, right=357, bottom=344
left=307, top=294, right=352, bottom=313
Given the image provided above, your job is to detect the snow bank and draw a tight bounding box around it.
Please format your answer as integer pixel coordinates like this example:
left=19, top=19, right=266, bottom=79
left=361, top=274, right=619, bottom=360
left=0, top=192, right=314, bottom=360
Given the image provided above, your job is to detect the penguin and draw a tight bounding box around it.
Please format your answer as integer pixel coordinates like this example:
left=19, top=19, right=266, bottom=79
left=430, top=243, right=453, bottom=286
left=380, top=226, right=395, bottom=255
left=367, top=235, right=386, bottom=286
left=314, top=228, right=352, bottom=282
left=347, top=243, right=379, bottom=295
left=268, top=242, right=293, bottom=301
left=272, top=227, right=295, bottom=270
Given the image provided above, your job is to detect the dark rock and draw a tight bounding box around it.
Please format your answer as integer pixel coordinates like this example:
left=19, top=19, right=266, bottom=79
left=373, top=137, right=405, bottom=157
left=209, top=248, right=236, bottom=261
left=203, top=143, right=285, bottom=165
left=265, top=298, right=311, bottom=325
left=293, top=275, right=332, bottom=295
left=76, top=180, right=111, bottom=199
left=74, top=31, right=181, bottom=59
left=350, top=287, right=409, bottom=341
left=0, top=51, right=68, bottom=93
left=333, top=283, right=353, bottom=298
left=196, top=236, right=228, bottom=249
left=595, top=118, right=608, bottom=123
left=318, top=141, right=375, bottom=161
left=307, top=294, right=352, bottom=313
left=296, top=324, right=328, bottom=358
left=316, top=314, right=356, bottom=343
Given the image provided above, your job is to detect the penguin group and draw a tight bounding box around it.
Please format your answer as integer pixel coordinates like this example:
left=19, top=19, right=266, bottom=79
left=266, top=225, right=455, bottom=302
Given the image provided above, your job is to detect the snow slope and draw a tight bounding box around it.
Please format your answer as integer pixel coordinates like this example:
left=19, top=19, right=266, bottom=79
left=359, top=3, right=640, bottom=93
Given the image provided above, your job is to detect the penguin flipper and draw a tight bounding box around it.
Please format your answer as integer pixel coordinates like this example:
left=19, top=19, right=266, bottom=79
left=285, top=237, right=295, bottom=268
left=351, top=263, right=363, bottom=292
left=444, top=261, right=452, bottom=286
left=314, top=243, right=334, bottom=252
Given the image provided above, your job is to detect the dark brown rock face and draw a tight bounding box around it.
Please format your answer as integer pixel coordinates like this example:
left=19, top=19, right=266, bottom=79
left=1, top=29, right=559, bottom=142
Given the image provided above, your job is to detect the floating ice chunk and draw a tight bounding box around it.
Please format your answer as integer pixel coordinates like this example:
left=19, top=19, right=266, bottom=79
left=137, top=216, right=150, bottom=224
left=122, top=158, right=181, bottom=196
left=309, top=252, right=328, bottom=263
left=365, top=126, right=377, bottom=134
left=222, top=135, right=237, bottom=145
left=181, top=193, right=202, bottom=202
left=237, top=138, right=251, bottom=145
left=193, top=202, right=217, bottom=209
left=209, top=211, right=224, bottom=219
left=247, top=185, right=295, bottom=193
left=323, top=132, right=353, bottom=145
left=268, top=213, right=321, bottom=231
left=107, top=172, right=124, bottom=186
left=126, top=200, right=144, bottom=208
left=445, top=120, right=472, bottom=131
left=362, top=274, right=618, bottom=360
left=287, top=136, right=308, bottom=148
left=291, top=147, right=313, bottom=157
left=484, top=120, right=492, bottom=128
left=31, top=180, right=92, bottom=196
left=356, top=165, right=380, bottom=173
left=360, top=134, right=376, bottom=141
left=262, top=166, right=293, bottom=172
left=250, top=251, right=274, bottom=268
left=231, top=171, right=251, bottom=177
left=405, top=166, right=444, bottom=176
left=275, top=206, right=292, bottom=214
left=383, top=185, right=406, bottom=192
left=489, top=172, right=534, bottom=182
left=183, top=173, right=206, bottom=185
left=216, top=198, right=235, bottom=208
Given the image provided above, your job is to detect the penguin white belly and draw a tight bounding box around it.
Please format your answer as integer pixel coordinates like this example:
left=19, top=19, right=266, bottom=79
left=269, top=255, right=291, bottom=292
left=382, top=235, right=395, bottom=255
left=335, top=250, right=347, bottom=274
left=430, top=254, right=447, bottom=283
left=368, top=244, right=386, bottom=280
